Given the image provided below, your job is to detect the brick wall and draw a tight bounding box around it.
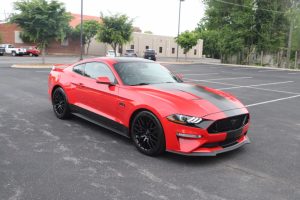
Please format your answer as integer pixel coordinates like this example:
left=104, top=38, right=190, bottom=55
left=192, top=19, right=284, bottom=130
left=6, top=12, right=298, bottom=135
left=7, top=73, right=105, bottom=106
left=0, top=23, right=81, bottom=55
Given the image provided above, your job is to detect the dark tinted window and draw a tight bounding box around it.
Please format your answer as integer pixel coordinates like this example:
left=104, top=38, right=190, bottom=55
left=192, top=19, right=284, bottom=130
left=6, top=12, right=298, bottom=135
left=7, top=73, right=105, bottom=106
left=159, top=47, right=163, bottom=53
left=73, top=64, right=85, bottom=75
left=114, top=62, right=179, bottom=86
left=84, top=62, right=116, bottom=82
left=172, top=48, right=175, bottom=54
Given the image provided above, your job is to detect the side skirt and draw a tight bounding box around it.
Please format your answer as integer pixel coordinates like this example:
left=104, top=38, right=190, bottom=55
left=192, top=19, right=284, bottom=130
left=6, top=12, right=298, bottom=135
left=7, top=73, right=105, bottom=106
left=70, top=105, right=130, bottom=138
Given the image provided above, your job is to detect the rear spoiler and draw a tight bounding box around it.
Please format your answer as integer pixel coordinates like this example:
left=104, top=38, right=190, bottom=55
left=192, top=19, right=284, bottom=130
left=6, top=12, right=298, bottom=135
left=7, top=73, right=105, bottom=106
left=51, top=64, right=71, bottom=72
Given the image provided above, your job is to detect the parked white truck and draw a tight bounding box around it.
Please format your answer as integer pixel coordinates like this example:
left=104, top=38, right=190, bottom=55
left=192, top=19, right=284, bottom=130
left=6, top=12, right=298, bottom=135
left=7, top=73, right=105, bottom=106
left=0, top=44, right=27, bottom=56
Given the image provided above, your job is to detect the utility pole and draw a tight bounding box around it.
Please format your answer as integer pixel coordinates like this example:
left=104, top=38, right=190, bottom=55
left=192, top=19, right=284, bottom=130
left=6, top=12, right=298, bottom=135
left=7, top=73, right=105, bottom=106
left=176, top=0, right=184, bottom=61
left=80, top=0, right=83, bottom=60
left=286, top=0, right=296, bottom=68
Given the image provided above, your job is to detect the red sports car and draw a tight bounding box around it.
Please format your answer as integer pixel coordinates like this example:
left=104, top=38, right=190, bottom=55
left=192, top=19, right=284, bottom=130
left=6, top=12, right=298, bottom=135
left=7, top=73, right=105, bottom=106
left=23, top=46, right=40, bottom=57
left=48, top=57, right=250, bottom=156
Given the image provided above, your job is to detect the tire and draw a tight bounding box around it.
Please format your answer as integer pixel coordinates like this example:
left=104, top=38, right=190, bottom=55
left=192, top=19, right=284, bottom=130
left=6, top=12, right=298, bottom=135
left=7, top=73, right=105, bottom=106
left=52, top=87, right=71, bottom=119
left=12, top=51, right=16, bottom=56
left=29, top=53, right=33, bottom=57
left=131, top=111, right=166, bottom=156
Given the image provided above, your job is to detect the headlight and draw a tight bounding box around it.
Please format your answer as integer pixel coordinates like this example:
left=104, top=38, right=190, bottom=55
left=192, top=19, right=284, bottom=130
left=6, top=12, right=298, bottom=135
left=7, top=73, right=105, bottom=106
left=167, top=114, right=202, bottom=125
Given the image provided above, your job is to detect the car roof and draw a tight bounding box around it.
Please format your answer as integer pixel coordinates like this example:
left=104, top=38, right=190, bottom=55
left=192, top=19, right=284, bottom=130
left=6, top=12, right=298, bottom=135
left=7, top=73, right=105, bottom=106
left=80, top=57, right=154, bottom=64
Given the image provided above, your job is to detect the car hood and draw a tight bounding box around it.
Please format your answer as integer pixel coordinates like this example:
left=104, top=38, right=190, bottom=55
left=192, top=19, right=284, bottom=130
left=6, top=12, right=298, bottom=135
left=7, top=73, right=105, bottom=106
left=136, top=83, right=246, bottom=117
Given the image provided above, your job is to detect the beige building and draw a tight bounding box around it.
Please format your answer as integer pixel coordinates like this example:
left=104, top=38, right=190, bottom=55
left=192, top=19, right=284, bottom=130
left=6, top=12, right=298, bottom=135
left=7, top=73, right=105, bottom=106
left=88, top=32, right=203, bottom=59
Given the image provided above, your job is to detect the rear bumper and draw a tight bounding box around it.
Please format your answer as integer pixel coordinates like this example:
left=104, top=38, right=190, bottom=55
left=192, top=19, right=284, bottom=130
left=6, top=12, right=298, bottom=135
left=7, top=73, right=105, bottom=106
left=167, top=136, right=250, bottom=156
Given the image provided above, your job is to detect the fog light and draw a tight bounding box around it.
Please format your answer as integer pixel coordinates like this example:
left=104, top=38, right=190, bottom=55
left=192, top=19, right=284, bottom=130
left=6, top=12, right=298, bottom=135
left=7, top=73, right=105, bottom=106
left=176, top=132, right=202, bottom=139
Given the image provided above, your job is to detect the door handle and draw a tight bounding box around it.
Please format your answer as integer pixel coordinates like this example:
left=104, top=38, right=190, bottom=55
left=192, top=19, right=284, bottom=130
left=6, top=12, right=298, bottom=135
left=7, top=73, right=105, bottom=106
left=71, top=82, right=84, bottom=87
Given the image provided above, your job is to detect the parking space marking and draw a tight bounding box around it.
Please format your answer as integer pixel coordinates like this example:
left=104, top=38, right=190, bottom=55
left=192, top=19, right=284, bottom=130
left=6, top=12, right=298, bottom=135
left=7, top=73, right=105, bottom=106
left=183, top=73, right=219, bottom=76
left=186, top=77, right=252, bottom=82
left=184, top=79, right=299, bottom=95
left=246, top=87, right=300, bottom=95
left=218, top=81, right=294, bottom=90
left=258, top=69, right=287, bottom=72
left=246, top=95, right=300, bottom=107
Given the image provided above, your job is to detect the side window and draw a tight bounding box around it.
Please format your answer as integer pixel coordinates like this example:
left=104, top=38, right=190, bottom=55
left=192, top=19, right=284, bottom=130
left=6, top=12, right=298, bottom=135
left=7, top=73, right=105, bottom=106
left=84, top=62, right=116, bottom=82
left=73, top=64, right=85, bottom=75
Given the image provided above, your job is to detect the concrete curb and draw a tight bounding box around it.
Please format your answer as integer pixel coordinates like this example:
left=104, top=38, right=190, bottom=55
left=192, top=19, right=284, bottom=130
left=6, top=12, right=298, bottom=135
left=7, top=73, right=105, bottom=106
left=11, top=64, right=54, bottom=69
left=198, top=62, right=300, bottom=71
left=160, top=61, right=300, bottom=72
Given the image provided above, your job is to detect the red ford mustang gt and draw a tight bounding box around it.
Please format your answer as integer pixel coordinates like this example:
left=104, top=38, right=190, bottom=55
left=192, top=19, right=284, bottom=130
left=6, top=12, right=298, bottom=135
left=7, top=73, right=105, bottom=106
left=48, top=57, right=250, bottom=156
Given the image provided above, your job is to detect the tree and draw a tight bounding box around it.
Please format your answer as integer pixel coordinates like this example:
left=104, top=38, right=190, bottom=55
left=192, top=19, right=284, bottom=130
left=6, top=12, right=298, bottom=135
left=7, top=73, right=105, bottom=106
left=97, top=13, right=133, bottom=56
left=175, top=31, right=199, bottom=60
left=10, top=0, right=72, bottom=63
left=75, top=20, right=100, bottom=55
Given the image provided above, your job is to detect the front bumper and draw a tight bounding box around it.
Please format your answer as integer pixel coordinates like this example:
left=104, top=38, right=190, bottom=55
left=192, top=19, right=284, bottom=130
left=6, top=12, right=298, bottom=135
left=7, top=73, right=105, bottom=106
left=162, top=108, right=250, bottom=156
left=167, top=136, right=250, bottom=156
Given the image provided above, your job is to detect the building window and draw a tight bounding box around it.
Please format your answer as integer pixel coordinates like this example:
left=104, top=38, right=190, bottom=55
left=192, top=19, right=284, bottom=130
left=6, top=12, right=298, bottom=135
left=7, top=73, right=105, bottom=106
left=172, top=48, right=175, bottom=54
left=194, top=49, right=197, bottom=55
left=130, top=44, right=134, bottom=49
left=14, top=31, right=24, bottom=44
left=145, top=46, right=149, bottom=50
left=61, top=38, right=69, bottom=46
left=159, top=47, right=163, bottom=53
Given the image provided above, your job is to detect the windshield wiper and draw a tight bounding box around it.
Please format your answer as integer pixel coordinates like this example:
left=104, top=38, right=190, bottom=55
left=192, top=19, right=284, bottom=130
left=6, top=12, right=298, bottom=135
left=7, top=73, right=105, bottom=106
left=130, top=83, right=150, bottom=86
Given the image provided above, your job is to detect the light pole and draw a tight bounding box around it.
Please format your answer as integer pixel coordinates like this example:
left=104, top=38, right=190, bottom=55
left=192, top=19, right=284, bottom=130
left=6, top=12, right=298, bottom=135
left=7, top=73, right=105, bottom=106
left=80, top=0, right=83, bottom=60
left=176, top=0, right=184, bottom=61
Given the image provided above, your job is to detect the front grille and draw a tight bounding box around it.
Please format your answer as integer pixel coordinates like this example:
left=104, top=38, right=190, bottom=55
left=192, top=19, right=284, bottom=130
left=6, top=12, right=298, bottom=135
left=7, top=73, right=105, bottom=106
left=207, top=114, right=249, bottom=134
left=203, top=140, right=239, bottom=148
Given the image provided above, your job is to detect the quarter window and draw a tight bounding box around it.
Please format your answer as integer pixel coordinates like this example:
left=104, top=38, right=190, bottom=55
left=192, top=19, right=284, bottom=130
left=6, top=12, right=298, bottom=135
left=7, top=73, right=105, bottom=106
left=73, top=64, right=85, bottom=75
left=84, top=62, right=116, bottom=82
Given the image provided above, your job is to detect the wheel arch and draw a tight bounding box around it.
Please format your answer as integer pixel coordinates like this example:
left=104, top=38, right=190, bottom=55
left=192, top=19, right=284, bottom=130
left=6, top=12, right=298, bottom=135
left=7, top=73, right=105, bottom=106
left=128, top=107, right=164, bottom=138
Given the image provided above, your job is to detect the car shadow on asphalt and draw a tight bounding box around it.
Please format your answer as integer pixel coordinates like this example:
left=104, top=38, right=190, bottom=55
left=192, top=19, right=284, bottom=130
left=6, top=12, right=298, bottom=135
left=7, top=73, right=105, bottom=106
left=49, top=112, right=248, bottom=166
left=159, top=147, right=247, bottom=166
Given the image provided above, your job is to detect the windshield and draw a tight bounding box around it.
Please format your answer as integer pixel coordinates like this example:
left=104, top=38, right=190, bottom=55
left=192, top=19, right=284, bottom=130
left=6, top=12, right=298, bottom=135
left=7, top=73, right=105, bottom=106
left=114, top=62, right=179, bottom=86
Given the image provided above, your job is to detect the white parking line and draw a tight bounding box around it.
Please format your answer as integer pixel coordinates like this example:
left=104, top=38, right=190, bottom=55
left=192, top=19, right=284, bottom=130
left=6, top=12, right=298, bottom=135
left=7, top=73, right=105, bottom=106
left=183, top=73, right=219, bottom=76
left=186, top=77, right=252, bottom=82
left=218, top=81, right=294, bottom=90
left=184, top=79, right=299, bottom=95
left=247, top=87, right=300, bottom=95
left=258, top=69, right=287, bottom=72
left=246, top=95, right=300, bottom=107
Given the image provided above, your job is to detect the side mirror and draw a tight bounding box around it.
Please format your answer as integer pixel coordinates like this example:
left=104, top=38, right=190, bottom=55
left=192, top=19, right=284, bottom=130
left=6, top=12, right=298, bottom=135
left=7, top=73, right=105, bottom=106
left=96, top=76, right=115, bottom=86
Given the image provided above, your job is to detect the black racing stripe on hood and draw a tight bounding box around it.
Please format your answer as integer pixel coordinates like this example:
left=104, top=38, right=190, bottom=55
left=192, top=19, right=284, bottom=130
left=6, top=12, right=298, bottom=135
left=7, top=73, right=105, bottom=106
left=151, top=83, right=240, bottom=111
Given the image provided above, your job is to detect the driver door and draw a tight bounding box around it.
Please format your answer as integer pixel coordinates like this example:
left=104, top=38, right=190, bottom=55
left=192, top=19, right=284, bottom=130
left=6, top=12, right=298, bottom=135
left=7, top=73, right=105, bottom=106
left=80, top=62, right=119, bottom=123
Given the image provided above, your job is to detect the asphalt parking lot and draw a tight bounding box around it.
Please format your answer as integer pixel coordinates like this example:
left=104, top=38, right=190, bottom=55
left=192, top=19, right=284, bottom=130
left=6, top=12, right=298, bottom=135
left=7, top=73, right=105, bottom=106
left=0, top=58, right=299, bottom=200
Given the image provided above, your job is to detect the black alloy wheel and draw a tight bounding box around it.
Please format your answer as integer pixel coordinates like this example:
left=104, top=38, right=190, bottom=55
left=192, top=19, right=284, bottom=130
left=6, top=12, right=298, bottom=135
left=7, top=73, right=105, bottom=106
left=52, top=87, right=70, bottom=119
left=131, top=111, right=166, bottom=156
